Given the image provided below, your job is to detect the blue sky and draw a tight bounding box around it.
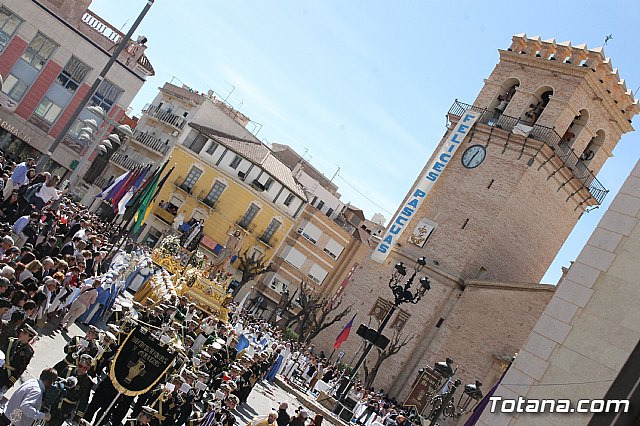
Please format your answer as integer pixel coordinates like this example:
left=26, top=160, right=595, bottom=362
left=90, top=0, right=640, bottom=284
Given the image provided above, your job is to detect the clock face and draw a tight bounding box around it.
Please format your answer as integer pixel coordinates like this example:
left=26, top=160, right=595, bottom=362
left=461, top=144, right=486, bottom=169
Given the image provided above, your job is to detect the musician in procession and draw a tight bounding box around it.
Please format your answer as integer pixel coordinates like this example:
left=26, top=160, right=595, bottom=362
left=125, top=406, right=158, bottom=426
left=0, top=158, right=340, bottom=426
left=53, top=325, right=100, bottom=376
left=47, top=354, right=93, bottom=426
left=0, top=324, right=37, bottom=392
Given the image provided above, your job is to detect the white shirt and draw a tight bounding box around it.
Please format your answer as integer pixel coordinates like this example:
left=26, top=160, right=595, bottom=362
left=4, top=378, right=46, bottom=426
left=73, top=228, right=87, bottom=241
left=36, top=184, right=61, bottom=203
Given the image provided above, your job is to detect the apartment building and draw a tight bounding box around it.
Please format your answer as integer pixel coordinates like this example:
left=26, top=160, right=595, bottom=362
left=249, top=143, right=375, bottom=320
left=140, top=121, right=307, bottom=278
left=84, top=82, right=260, bottom=203
left=0, top=0, right=153, bottom=176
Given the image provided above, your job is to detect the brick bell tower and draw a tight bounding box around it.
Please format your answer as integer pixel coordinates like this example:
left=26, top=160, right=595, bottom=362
left=313, top=34, right=639, bottom=401
left=382, top=33, right=639, bottom=284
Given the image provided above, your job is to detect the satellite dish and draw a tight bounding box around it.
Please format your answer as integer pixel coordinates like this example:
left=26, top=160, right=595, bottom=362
left=207, top=89, right=214, bottom=97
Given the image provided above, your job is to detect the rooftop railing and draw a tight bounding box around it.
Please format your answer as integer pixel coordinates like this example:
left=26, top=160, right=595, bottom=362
left=81, top=10, right=123, bottom=44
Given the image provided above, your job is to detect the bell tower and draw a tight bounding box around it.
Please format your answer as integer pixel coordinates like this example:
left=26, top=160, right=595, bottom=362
left=312, top=35, right=639, bottom=399
left=382, top=33, right=639, bottom=283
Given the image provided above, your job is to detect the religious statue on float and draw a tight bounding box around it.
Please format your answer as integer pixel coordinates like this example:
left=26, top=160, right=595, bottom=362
left=181, top=219, right=205, bottom=251
left=170, top=211, right=185, bottom=235
left=206, top=228, right=244, bottom=276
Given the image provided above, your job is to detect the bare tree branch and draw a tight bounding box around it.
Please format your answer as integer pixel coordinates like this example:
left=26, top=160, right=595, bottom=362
left=277, top=281, right=353, bottom=343
left=363, top=330, right=416, bottom=388
left=232, top=248, right=276, bottom=297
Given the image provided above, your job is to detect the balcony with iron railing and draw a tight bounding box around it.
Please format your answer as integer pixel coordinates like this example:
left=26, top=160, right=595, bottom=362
left=258, top=234, right=279, bottom=249
left=448, top=101, right=608, bottom=205
left=173, top=176, right=195, bottom=195
left=236, top=217, right=257, bottom=233
left=143, top=104, right=187, bottom=130
left=130, top=128, right=171, bottom=155
left=93, top=176, right=110, bottom=189
left=191, top=190, right=219, bottom=211
left=110, top=152, right=144, bottom=170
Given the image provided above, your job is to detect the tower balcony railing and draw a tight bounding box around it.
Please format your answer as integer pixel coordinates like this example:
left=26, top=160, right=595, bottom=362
left=448, top=100, right=608, bottom=205
left=143, top=103, right=187, bottom=130
left=131, top=128, right=171, bottom=155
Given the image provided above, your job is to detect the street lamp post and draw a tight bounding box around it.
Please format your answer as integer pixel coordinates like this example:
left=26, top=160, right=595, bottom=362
left=65, top=105, right=133, bottom=189
left=335, top=257, right=431, bottom=411
left=36, top=0, right=154, bottom=172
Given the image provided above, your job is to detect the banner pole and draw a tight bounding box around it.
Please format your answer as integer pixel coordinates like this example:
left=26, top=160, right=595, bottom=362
left=95, top=392, right=122, bottom=426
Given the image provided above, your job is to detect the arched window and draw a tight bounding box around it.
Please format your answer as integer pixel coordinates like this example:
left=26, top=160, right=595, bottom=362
left=489, top=78, right=520, bottom=114
left=522, top=87, right=553, bottom=125
left=560, top=109, right=589, bottom=150
left=579, top=129, right=605, bottom=167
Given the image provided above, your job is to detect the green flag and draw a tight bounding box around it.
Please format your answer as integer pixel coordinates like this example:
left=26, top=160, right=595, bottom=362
left=131, top=161, right=169, bottom=234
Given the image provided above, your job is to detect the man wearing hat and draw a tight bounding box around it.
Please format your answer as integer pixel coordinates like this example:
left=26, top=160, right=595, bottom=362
left=0, top=324, right=37, bottom=391
left=199, top=394, right=238, bottom=426
left=133, top=375, right=183, bottom=425
left=124, top=406, right=158, bottom=426
left=48, top=354, right=94, bottom=426
left=234, top=361, right=254, bottom=405
left=175, top=370, right=197, bottom=426
left=92, top=331, right=118, bottom=375
left=54, top=325, right=100, bottom=376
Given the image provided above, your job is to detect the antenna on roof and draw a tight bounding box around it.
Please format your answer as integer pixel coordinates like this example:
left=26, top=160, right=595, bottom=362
left=223, top=82, right=235, bottom=103
left=331, top=166, right=340, bottom=183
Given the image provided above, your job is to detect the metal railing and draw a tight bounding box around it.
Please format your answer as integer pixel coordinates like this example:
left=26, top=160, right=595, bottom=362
left=93, top=176, right=110, bottom=189
left=131, top=128, right=171, bottom=155
left=143, top=104, right=186, bottom=130
left=110, top=152, right=143, bottom=170
left=258, top=235, right=278, bottom=248
left=237, top=218, right=257, bottom=233
left=448, top=101, right=608, bottom=204
left=81, top=10, right=124, bottom=44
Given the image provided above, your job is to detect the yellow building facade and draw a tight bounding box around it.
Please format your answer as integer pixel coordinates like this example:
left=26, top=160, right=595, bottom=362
left=142, top=123, right=307, bottom=272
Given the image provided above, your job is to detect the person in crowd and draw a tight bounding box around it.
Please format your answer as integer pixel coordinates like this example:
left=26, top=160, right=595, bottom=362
left=276, top=402, right=290, bottom=426
left=0, top=367, right=57, bottom=426
left=0, top=324, right=38, bottom=392
left=58, top=278, right=101, bottom=332
left=2, top=158, right=35, bottom=200
left=26, top=174, right=65, bottom=212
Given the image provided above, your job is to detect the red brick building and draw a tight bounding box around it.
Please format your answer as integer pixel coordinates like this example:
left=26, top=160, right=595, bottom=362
left=0, top=0, right=153, bottom=176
